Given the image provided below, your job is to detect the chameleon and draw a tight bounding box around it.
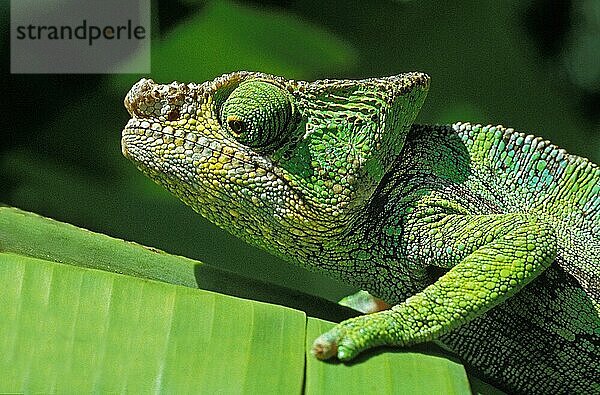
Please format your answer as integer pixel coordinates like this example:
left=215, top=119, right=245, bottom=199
left=121, top=71, right=599, bottom=394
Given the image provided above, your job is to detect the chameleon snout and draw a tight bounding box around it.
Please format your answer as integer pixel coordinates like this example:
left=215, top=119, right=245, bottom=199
left=124, top=78, right=156, bottom=118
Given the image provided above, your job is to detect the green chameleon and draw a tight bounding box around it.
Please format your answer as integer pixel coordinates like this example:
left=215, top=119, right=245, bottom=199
left=121, top=71, right=599, bottom=394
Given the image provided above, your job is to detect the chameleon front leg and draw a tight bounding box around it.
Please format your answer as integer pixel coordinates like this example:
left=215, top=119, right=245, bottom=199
left=312, top=213, right=557, bottom=360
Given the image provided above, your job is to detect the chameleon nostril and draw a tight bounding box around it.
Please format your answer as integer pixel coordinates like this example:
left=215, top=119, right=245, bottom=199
left=167, top=109, right=180, bottom=121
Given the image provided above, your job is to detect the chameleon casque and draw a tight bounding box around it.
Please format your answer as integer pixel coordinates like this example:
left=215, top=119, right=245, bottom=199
left=121, top=71, right=599, bottom=394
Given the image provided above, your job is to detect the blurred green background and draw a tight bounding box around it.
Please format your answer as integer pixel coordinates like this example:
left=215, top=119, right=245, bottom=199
left=1, top=0, right=598, bottom=302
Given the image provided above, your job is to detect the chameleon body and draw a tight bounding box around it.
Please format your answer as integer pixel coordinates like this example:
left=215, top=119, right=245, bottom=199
left=121, top=71, right=599, bottom=394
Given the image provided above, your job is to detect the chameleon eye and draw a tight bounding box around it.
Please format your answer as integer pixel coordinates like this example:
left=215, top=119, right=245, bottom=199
left=220, top=80, right=295, bottom=151
left=227, top=118, right=246, bottom=135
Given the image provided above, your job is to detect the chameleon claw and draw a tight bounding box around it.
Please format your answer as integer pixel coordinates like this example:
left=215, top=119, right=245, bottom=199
left=311, top=333, right=338, bottom=360
left=311, top=328, right=362, bottom=361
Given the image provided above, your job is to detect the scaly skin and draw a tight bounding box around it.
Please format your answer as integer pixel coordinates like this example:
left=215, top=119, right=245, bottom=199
left=121, top=71, right=599, bottom=394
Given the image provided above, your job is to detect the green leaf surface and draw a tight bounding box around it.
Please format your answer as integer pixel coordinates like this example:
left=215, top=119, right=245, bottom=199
left=0, top=207, right=479, bottom=393
left=0, top=253, right=305, bottom=393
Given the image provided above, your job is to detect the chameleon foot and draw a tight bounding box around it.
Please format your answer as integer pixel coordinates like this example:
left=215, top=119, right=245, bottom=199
left=311, top=314, right=395, bottom=361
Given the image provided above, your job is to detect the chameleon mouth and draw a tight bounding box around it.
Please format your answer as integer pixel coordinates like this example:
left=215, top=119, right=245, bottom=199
left=122, top=118, right=273, bottom=170
left=121, top=116, right=284, bottom=203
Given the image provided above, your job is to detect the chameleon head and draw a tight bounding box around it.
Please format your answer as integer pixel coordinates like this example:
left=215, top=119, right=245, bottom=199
left=122, top=71, right=429, bottom=259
